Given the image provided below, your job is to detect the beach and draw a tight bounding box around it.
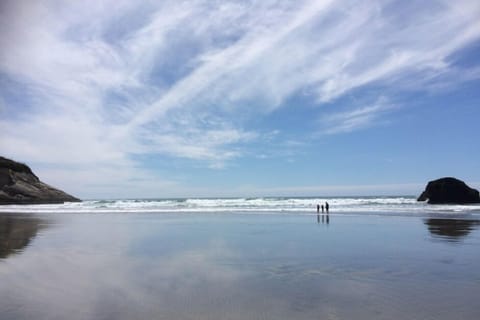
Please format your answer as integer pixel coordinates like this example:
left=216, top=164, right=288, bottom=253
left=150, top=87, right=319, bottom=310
left=2, top=0, right=480, bottom=318
left=1, top=199, right=480, bottom=320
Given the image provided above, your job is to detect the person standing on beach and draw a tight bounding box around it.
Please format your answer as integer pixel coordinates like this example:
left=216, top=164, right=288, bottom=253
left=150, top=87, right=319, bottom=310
left=317, top=204, right=320, bottom=213
left=325, top=202, right=329, bottom=213
left=321, top=205, right=324, bottom=213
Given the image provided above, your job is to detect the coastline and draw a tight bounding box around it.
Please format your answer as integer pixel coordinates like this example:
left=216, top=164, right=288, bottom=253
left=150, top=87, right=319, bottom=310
left=1, top=196, right=480, bottom=217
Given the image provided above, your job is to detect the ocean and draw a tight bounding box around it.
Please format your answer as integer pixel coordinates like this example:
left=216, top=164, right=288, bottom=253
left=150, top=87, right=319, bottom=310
left=1, top=196, right=480, bottom=216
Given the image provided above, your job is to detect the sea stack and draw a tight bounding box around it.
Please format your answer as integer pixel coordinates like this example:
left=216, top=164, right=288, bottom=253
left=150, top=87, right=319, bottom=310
left=0, top=156, right=80, bottom=204
left=417, top=177, right=480, bottom=204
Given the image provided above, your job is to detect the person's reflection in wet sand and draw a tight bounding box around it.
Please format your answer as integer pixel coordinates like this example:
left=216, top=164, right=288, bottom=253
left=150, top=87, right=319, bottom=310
left=0, top=213, right=48, bottom=259
left=317, top=212, right=330, bottom=224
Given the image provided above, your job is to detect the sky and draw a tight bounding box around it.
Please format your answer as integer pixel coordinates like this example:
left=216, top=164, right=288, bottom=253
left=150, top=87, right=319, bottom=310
left=1, top=0, right=480, bottom=199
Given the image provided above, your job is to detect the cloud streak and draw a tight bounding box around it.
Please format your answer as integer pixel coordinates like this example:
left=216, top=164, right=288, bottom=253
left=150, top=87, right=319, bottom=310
left=320, top=97, right=395, bottom=134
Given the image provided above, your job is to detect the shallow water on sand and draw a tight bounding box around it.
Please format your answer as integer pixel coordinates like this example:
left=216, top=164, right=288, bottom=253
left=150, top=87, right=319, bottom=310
left=1, top=211, right=480, bottom=320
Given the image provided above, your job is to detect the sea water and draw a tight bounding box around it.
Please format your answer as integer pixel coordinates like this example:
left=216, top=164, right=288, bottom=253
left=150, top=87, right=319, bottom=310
left=1, top=196, right=480, bottom=215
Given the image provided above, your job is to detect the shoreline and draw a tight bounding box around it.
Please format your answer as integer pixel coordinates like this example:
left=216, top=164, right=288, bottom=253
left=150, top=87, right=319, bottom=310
left=2, top=195, right=480, bottom=218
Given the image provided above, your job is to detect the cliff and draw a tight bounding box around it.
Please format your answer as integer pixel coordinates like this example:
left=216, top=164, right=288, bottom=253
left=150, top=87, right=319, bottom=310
left=0, top=156, right=80, bottom=204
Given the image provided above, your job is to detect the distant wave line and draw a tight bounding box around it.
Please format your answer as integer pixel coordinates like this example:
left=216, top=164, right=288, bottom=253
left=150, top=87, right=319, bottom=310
left=1, top=197, right=480, bottom=216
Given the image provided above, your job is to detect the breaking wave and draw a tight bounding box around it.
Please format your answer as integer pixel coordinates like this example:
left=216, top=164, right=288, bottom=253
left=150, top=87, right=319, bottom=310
left=1, top=196, right=480, bottom=216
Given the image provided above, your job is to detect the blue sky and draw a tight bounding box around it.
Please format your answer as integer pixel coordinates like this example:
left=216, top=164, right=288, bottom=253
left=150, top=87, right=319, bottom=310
left=1, top=0, right=479, bottom=199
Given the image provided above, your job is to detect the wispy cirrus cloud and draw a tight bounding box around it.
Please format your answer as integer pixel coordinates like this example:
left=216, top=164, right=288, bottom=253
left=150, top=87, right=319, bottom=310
left=0, top=0, right=479, bottom=197
left=140, top=127, right=257, bottom=168
left=320, top=97, right=395, bottom=134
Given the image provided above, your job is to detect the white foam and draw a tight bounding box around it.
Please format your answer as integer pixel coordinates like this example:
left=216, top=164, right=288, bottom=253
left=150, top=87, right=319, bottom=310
left=1, top=197, right=480, bottom=216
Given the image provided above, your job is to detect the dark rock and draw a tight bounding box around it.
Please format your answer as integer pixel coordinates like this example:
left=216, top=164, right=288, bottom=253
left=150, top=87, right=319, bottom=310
left=0, top=156, right=81, bottom=204
left=417, top=177, right=480, bottom=204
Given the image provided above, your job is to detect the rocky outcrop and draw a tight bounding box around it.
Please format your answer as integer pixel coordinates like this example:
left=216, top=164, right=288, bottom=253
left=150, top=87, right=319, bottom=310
left=0, top=156, right=80, bottom=204
left=417, top=177, right=480, bottom=204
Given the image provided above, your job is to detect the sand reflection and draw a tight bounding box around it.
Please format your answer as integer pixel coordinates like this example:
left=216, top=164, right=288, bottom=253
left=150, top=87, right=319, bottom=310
left=1, top=213, right=480, bottom=320
left=424, top=218, right=480, bottom=242
left=0, top=213, right=48, bottom=259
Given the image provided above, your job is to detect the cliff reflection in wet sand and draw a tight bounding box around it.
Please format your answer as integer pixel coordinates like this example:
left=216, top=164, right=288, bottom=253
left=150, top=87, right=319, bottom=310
left=0, top=214, right=47, bottom=259
left=424, top=218, right=480, bottom=242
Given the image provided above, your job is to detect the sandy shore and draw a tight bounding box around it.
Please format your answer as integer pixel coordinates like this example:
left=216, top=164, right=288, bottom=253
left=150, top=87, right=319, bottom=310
left=1, top=211, right=480, bottom=319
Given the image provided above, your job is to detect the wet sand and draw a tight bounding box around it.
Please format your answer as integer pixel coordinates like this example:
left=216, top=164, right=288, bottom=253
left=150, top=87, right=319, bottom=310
left=1, top=211, right=480, bottom=319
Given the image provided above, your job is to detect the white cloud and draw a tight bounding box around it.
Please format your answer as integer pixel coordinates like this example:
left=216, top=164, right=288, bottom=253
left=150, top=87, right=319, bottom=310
left=320, top=97, right=395, bottom=134
left=140, top=127, right=257, bottom=168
